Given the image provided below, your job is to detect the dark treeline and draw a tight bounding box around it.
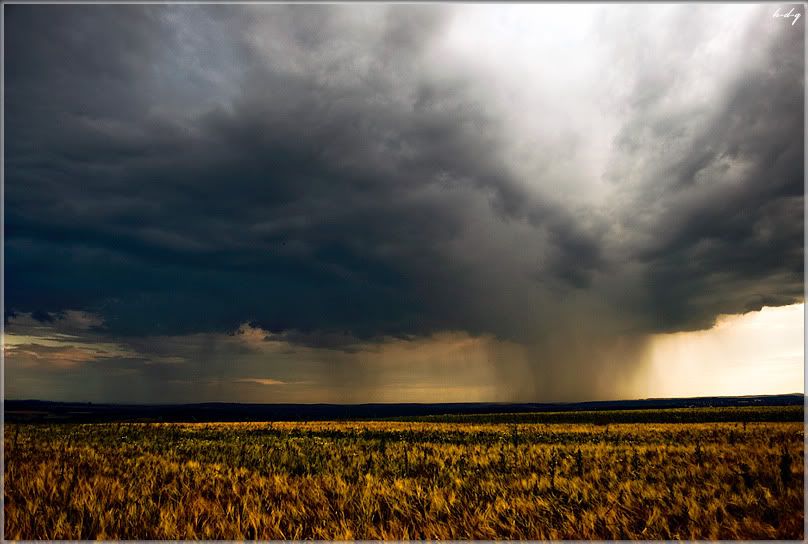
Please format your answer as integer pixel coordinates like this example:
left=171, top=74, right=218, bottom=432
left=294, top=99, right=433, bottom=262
left=5, top=394, right=804, bottom=424
left=399, top=406, right=804, bottom=425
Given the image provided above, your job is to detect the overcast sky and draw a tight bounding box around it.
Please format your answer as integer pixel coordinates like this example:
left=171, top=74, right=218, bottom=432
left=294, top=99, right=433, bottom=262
left=4, top=4, right=804, bottom=403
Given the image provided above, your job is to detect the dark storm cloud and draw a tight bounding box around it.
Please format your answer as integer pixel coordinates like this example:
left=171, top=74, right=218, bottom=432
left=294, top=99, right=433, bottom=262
left=604, top=7, right=804, bottom=332
left=5, top=4, right=602, bottom=345
left=4, top=3, right=804, bottom=401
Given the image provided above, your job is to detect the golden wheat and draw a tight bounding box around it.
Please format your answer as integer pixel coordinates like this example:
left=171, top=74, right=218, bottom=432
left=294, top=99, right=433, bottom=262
left=4, top=419, right=803, bottom=539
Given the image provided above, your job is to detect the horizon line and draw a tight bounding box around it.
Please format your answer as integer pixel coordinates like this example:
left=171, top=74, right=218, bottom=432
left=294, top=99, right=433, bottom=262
left=6, top=391, right=805, bottom=408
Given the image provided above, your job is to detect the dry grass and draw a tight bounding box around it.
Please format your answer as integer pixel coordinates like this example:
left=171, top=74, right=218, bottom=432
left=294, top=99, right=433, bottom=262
left=4, top=418, right=804, bottom=539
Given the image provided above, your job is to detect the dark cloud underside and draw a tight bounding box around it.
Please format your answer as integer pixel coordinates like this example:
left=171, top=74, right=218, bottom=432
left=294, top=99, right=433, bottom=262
left=4, top=4, right=804, bottom=401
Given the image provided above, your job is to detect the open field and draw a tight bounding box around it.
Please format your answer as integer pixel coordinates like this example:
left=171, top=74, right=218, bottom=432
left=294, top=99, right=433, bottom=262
left=4, top=409, right=805, bottom=539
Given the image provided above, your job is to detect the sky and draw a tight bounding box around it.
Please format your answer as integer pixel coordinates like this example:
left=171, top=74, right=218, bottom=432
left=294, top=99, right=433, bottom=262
left=3, top=4, right=804, bottom=403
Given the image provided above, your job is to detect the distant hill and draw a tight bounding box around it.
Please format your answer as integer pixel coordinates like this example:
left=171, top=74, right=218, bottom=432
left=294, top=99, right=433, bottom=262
left=4, top=393, right=804, bottom=423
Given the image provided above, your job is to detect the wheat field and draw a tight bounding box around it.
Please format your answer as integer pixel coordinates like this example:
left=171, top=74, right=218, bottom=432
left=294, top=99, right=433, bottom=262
left=4, top=413, right=804, bottom=539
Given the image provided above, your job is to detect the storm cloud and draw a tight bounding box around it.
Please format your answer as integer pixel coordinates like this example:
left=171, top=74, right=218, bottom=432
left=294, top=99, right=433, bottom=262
left=4, top=4, right=804, bottom=402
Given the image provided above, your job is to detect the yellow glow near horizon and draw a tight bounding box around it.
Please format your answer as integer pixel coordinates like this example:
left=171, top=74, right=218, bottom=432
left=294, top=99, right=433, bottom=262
left=642, top=303, right=804, bottom=398
left=5, top=305, right=804, bottom=403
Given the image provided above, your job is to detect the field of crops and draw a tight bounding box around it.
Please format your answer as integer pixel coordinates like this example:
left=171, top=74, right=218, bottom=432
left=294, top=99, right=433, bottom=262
left=4, top=412, right=805, bottom=539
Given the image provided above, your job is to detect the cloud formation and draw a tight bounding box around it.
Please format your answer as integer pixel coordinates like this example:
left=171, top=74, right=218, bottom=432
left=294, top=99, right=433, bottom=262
left=4, top=4, right=804, bottom=401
